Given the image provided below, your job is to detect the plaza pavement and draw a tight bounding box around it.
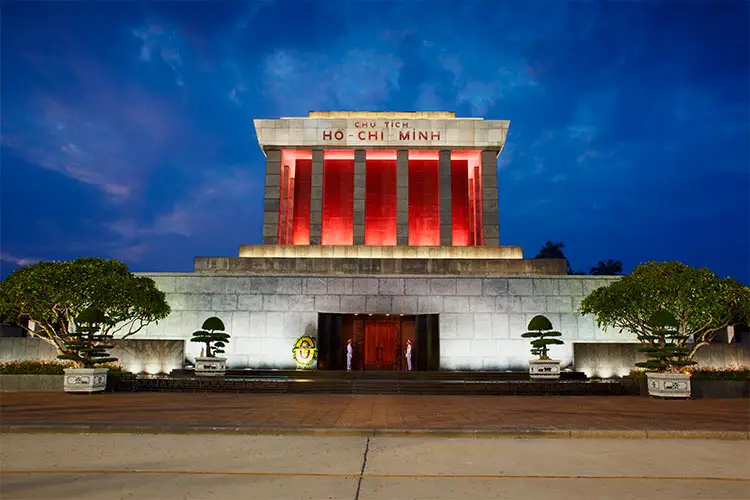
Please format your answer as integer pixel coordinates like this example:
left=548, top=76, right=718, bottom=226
left=1, top=393, right=748, bottom=438
left=1, top=433, right=749, bottom=499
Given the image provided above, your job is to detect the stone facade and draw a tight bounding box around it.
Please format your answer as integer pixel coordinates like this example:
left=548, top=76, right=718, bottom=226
left=137, top=274, right=637, bottom=370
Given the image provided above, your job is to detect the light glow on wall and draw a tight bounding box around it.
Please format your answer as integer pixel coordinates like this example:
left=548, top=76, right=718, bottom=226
left=279, top=150, right=313, bottom=245
left=322, top=150, right=354, bottom=245
left=451, top=151, right=483, bottom=246
left=365, top=151, right=397, bottom=246
left=408, top=151, right=440, bottom=246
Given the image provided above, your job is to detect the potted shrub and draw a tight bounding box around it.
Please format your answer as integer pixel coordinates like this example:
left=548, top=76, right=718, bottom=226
left=58, top=307, right=117, bottom=393
left=580, top=261, right=750, bottom=398
left=636, top=310, right=695, bottom=398
left=522, top=315, right=564, bottom=380
left=0, top=258, right=170, bottom=376
left=191, top=316, right=230, bottom=376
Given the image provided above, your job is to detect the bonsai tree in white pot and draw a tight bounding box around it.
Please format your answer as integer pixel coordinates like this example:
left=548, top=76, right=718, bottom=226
left=522, top=315, right=564, bottom=380
left=580, top=261, right=750, bottom=397
left=635, top=310, right=697, bottom=398
left=0, top=258, right=170, bottom=384
left=191, top=316, right=231, bottom=376
left=58, top=307, right=117, bottom=393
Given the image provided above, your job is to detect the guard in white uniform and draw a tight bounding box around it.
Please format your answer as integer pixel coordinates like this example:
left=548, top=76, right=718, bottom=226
left=405, top=339, right=412, bottom=371
left=346, top=339, right=353, bottom=371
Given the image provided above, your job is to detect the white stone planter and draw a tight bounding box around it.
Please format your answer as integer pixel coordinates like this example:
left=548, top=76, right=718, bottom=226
left=63, top=368, right=108, bottom=393
left=646, top=372, right=691, bottom=398
left=529, top=359, right=561, bottom=380
left=194, top=357, right=227, bottom=376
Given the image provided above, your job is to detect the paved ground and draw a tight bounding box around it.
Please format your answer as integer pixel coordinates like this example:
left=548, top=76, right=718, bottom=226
left=1, top=393, right=748, bottom=434
left=1, top=434, right=748, bottom=499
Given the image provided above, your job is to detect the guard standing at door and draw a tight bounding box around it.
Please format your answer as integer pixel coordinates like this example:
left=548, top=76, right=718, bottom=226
left=405, top=339, right=413, bottom=371
left=346, top=339, right=353, bottom=371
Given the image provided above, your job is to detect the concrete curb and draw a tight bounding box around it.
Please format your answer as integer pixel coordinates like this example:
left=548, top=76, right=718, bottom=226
left=1, top=425, right=747, bottom=440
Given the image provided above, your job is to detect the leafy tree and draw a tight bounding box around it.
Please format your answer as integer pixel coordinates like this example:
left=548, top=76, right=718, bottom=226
left=535, top=241, right=566, bottom=260
left=590, top=259, right=623, bottom=275
left=58, top=307, right=118, bottom=368
left=0, top=258, right=170, bottom=355
left=634, top=310, right=696, bottom=373
left=191, top=316, right=231, bottom=358
left=521, top=315, right=564, bottom=359
left=579, top=261, right=750, bottom=361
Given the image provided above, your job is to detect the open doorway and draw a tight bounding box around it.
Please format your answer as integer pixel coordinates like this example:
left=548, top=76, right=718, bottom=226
left=317, top=313, right=440, bottom=371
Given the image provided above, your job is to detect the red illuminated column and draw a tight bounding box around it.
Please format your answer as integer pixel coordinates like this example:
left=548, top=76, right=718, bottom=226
left=396, top=150, right=409, bottom=245
left=439, top=150, right=452, bottom=246
left=310, top=150, right=324, bottom=245
left=353, top=150, right=366, bottom=245
left=263, top=149, right=281, bottom=245
left=481, top=150, right=499, bottom=246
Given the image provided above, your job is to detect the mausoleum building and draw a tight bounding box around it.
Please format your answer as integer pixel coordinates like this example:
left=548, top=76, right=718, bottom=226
left=138, top=112, right=636, bottom=373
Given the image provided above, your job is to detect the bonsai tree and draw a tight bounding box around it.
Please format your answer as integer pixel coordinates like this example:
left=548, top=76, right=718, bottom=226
left=191, top=317, right=230, bottom=358
left=634, top=310, right=696, bottom=373
left=0, top=258, right=171, bottom=359
left=580, top=261, right=750, bottom=362
left=521, top=315, right=564, bottom=359
left=58, top=307, right=118, bottom=369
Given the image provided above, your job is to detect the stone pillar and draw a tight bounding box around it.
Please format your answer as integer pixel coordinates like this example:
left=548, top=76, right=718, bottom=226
left=397, top=150, right=409, bottom=245
left=353, top=150, right=366, bottom=245
left=310, top=149, right=324, bottom=245
left=481, top=150, right=500, bottom=246
left=439, top=149, right=452, bottom=246
left=262, top=149, right=281, bottom=244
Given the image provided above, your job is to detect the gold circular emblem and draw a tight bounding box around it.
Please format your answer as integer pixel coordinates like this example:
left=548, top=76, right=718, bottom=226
left=292, top=335, right=318, bottom=368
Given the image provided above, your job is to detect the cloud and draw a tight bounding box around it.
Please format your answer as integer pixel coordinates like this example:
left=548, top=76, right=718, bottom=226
left=108, top=166, right=262, bottom=239
left=0, top=252, right=39, bottom=267
left=133, top=20, right=185, bottom=86
left=261, top=48, right=403, bottom=114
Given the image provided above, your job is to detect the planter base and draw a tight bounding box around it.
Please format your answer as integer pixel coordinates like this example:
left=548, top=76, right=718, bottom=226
left=646, top=372, right=691, bottom=398
left=64, top=368, right=108, bottom=393
left=194, top=357, right=227, bottom=376
left=529, top=359, right=561, bottom=380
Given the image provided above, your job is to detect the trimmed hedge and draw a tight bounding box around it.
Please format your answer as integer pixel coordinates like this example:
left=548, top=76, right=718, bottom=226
left=0, top=360, right=129, bottom=375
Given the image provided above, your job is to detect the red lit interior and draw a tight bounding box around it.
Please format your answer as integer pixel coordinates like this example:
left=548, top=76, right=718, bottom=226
left=365, top=154, right=397, bottom=246
left=451, top=159, right=470, bottom=246
left=278, top=150, right=312, bottom=245
left=322, top=151, right=354, bottom=245
left=450, top=151, right=483, bottom=246
left=291, top=159, right=311, bottom=244
left=408, top=155, right=440, bottom=246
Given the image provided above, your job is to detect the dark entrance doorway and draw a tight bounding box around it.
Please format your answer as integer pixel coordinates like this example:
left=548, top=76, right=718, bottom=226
left=317, top=313, right=440, bottom=371
left=364, top=317, right=396, bottom=370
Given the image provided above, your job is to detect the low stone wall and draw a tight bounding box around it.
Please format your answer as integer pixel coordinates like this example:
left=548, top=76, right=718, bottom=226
left=0, top=338, right=185, bottom=374
left=574, top=342, right=750, bottom=378
left=138, top=273, right=630, bottom=370
left=0, top=375, right=63, bottom=392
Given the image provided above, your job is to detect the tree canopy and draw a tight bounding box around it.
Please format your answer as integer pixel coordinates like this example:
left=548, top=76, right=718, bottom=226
left=534, top=241, right=567, bottom=260
left=579, top=261, right=750, bottom=360
left=0, top=258, right=171, bottom=354
left=590, top=259, right=623, bottom=275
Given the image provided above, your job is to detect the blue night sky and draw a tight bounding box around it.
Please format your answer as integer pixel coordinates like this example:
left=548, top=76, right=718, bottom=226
left=2, top=1, right=748, bottom=283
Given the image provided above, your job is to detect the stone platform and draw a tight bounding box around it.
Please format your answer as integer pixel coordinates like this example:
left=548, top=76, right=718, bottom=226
left=194, top=256, right=567, bottom=276
left=115, top=370, right=636, bottom=396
